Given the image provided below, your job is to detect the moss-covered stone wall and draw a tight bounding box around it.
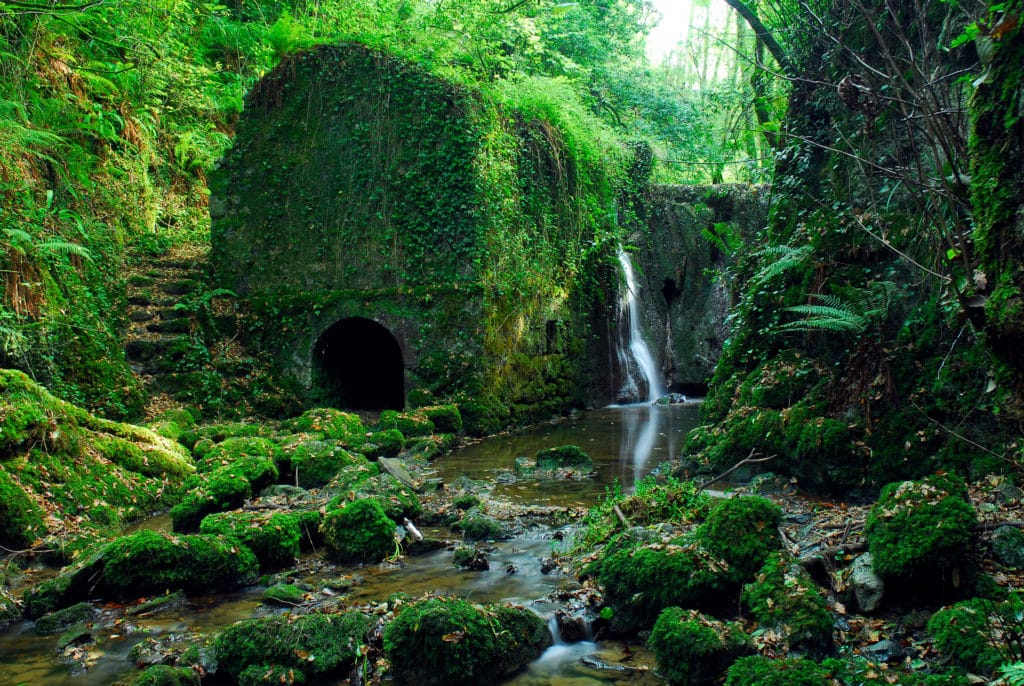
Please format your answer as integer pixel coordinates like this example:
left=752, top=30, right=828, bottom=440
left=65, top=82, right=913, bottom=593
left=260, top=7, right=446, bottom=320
left=210, top=43, right=625, bottom=432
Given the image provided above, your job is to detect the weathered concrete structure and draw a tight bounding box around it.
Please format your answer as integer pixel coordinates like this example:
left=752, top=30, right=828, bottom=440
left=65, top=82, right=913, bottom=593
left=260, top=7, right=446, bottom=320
left=210, top=43, right=766, bottom=432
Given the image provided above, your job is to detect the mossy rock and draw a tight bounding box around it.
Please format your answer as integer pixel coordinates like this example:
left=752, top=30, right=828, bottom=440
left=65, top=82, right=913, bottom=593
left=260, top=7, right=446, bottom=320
left=595, top=539, right=735, bottom=633
left=201, top=439, right=282, bottom=489
left=352, top=473, right=422, bottom=521
left=357, top=428, right=405, bottom=459
left=170, top=469, right=252, bottom=532
left=143, top=408, right=197, bottom=442
left=741, top=553, right=833, bottom=654
left=34, top=601, right=96, bottom=635
left=238, top=664, right=306, bottom=685
left=132, top=664, right=201, bottom=686
left=927, top=597, right=1014, bottom=675
left=648, top=607, right=753, bottom=686
left=378, top=410, right=435, bottom=438
left=198, top=511, right=301, bottom=569
left=286, top=408, right=365, bottom=442
left=724, top=656, right=831, bottom=686
left=101, top=529, right=258, bottom=598
left=0, top=469, right=45, bottom=549
left=865, top=475, right=976, bottom=582
left=262, top=583, right=305, bottom=606
left=455, top=509, right=506, bottom=541
left=289, top=440, right=359, bottom=488
left=22, top=544, right=108, bottom=618
left=420, top=404, right=463, bottom=434
left=698, top=495, right=782, bottom=582
left=383, top=597, right=551, bottom=686
left=453, top=545, right=489, bottom=570
left=323, top=456, right=379, bottom=492
left=321, top=498, right=396, bottom=562
left=177, top=422, right=270, bottom=451
left=535, top=444, right=592, bottom=471
left=214, top=612, right=372, bottom=681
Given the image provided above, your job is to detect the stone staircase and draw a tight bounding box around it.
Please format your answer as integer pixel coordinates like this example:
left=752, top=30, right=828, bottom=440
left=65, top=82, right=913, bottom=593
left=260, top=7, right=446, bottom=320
left=123, top=244, right=210, bottom=396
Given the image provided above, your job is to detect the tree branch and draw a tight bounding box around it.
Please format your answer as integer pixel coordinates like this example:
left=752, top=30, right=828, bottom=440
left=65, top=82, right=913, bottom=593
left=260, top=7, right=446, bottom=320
left=0, top=0, right=105, bottom=12
left=721, top=0, right=794, bottom=77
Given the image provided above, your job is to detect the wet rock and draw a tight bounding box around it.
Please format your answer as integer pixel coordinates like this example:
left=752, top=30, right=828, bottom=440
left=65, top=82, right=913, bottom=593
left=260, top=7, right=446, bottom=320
left=992, top=525, right=1024, bottom=567
left=995, top=481, right=1022, bottom=505
left=378, top=456, right=415, bottom=489
left=453, top=546, right=489, bottom=570
left=35, top=602, right=96, bottom=635
left=861, top=638, right=903, bottom=663
left=554, top=611, right=590, bottom=643
left=406, top=537, right=447, bottom=555
left=849, top=553, right=885, bottom=612
left=56, top=622, right=93, bottom=650
left=262, top=583, right=306, bottom=606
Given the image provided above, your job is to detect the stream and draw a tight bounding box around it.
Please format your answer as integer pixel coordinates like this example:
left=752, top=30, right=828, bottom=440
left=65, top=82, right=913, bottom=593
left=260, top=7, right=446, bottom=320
left=0, top=403, right=700, bottom=686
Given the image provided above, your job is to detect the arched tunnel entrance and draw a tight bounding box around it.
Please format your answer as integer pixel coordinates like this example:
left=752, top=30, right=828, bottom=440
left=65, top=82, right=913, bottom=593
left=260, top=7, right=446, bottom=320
left=311, top=318, right=405, bottom=410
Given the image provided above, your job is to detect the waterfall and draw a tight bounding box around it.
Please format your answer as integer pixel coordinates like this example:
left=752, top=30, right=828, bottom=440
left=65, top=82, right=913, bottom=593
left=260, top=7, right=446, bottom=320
left=615, top=247, right=665, bottom=404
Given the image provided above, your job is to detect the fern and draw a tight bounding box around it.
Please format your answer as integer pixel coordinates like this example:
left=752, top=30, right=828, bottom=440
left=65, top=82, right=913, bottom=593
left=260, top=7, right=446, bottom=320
left=778, top=281, right=897, bottom=336
left=1001, top=663, right=1024, bottom=686
left=750, top=244, right=812, bottom=285
left=36, top=239, right=92, bottom=260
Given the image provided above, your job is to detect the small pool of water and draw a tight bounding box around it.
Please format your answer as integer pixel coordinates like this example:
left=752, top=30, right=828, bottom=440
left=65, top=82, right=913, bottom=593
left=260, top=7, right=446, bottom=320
left=434, top=403, right=701, bottom=507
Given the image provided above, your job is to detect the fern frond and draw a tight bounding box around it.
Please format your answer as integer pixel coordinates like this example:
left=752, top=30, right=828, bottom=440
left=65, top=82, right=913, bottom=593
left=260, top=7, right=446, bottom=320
left=778, top=305, right=867, bottom=334
left=36, top=239, right=92, bottom=260
left=1001, top=663, right=1024, bottom=686
left=750, top=244, right=812, bottom=285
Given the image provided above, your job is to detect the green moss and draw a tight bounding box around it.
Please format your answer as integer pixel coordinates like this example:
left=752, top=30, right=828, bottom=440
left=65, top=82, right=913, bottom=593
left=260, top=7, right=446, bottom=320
left=0, top=469, right=45, bottom=548
left=286, top=408, right=365, bottom=441
left=453, top=494, right=481, bottom=510
left=648, top=607, right=753, bottom=686
left=101, top=529, right=258, bottom=597
left=378, top=410, right=435, bottom=438
left=741, top=553, right=832, bottom=654
left=358, top=429, right=405, bottom=459
left=289, top=440, right=358, bottom=487
left=321, top=498, right=396, bottom=562
left=865, top=475, right=976, bottom=580
left=535, top=444, right=593, bottom=471
left=199, top=511, right=301, bottom=569
left=214, top=612, right=372, bottom=680
left=698, top=495, right=782, bottom=581
left=725, top=656, right=830, bottom=686
left=352, top=473, right=422, bottom=521
left=262, top=583, right=305, bottom=606
left=132, top=665, right=201, bottom=686
left=170, top=469, right=252, bottom=532
left=452, top=545, right=488, bottom=570
left=238, top=664, right=306, bottom=685
left=927, top=597, right=1019, bottom=675
left=201, top=437, right=283, bottom=487
left=383, top=597, right=551, bottom=686
left=455, top=509, right=506, bottom=541
left=34, top=601, right=96, bottom=635
left=421, top=404, right=463, bottom=433
left=595, top=539, right=734, bottom=633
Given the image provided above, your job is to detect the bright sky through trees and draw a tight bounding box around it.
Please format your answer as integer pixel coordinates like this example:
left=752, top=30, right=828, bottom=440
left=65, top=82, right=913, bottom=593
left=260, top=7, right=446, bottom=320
left=645, top=0, right=731, bottom=63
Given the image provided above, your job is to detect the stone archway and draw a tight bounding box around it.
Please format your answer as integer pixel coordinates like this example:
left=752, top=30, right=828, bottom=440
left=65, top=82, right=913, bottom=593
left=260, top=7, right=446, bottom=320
left=311, top=317, right=404, bottom=410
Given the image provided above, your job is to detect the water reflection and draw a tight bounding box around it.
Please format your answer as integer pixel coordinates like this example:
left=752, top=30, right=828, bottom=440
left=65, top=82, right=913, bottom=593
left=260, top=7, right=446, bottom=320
left=435, top=404, right=700, bottom=506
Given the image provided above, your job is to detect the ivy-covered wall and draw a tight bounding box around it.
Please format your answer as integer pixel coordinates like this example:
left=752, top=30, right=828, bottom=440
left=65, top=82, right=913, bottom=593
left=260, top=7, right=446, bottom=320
left=210, top=43, right=626, bottom=433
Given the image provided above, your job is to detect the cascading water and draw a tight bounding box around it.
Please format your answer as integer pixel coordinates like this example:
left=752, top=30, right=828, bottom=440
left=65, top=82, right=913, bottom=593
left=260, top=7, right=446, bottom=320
left=615, top=246, right=665, bottom=404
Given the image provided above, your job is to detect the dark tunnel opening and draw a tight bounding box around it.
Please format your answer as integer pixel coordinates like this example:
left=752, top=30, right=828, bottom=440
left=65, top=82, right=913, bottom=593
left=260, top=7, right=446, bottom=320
left=312, top=317, right=404, bottom=410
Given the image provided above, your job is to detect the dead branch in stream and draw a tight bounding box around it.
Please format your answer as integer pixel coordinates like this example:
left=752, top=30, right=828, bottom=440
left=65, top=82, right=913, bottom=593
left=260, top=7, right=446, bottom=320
left=698, top=448, right=776, bottom=492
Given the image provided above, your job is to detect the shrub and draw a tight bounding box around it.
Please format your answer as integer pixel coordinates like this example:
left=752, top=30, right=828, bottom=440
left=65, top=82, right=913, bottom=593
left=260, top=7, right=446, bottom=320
left=698, top=495, right=782, bottom=582
left=199, top=511, right=301, bottom=569
left=101, top=530, right=258, bottom=597
left=865, top=475, right=976, bottom=580
left=725, top=656, right=830, bottom=686
left=383, top=598, right=551, bottom=686
left=648, top=607, right=753, bottom=686
left=321, top=498, right=396, bottom=562
left=741, top=552, right=833, bottom=654
left=214, top=612, right=372, bottom=680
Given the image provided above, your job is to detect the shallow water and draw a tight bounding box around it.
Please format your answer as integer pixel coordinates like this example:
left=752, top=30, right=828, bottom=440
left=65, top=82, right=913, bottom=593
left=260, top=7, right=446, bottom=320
left=0, top=404, right=699, bottom=685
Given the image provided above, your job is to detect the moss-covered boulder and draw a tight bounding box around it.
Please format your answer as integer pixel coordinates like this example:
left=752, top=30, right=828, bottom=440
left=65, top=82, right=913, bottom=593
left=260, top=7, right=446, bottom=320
left=724, top=656, right=830, bottom=686
left=420, top=404, right=463, bottom=434
left=357, top=428, right=405, bottom=460
left=865, top=475, right=976, bottom=585
left=288, top=440, right=359, bottom=488
left=200, top=437, right=284, bottom=479
left=378, top=410, right=435, bottom=438
left=927, top=597, right=1017, bottom=676
left=102, top=530, right=258, bottom=598
left=286, top=408, right=365, bottom=442
left=170, top=468, right=254, bottom=532
left=321, top=498, right=395, bottom=562
left=383, top=597, right=551, bottom=686
left=34, top=601, right=95, bottom=635
left=198, top=511, right=301, bottom=569
left=0, top=369, right=192, bottom=546
left=455, top=508, right=507, bottom=541
left=262, top=583, right=306, bottom=606
left=350, top=473, right=422, bottom=521
left=213, top=612, right=373, bottom=682
left=741, top=553, right=833, bottom=655
left=698, top=495, right=782, bottom=582
left=238, top=664, right=306, bottom=685
left=595, top=538, right=734, bottom=633
left=132, top=664, right=201, bottom=686
left=535, top=444, right=592, bottom=471
left=648, top=607, right=753, bottom=686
